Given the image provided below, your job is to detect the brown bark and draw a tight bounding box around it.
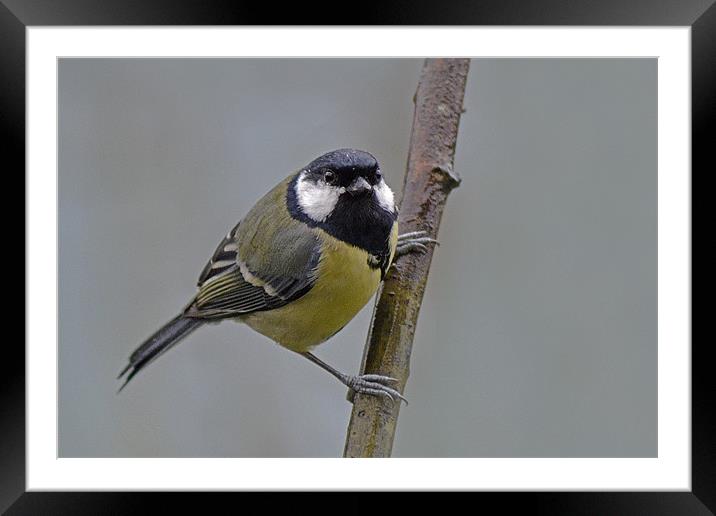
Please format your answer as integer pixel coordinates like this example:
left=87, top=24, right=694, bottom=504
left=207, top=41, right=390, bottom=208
left=343, top=58, right=470, bottom=457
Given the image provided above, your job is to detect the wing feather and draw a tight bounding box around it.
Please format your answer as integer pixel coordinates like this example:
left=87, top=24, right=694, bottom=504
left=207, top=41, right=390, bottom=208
left=187, top=175, right=321, bottom=320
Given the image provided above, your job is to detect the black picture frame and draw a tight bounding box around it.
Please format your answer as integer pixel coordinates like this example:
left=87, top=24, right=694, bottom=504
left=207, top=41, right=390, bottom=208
left=5, top=1, right=710, bottom=513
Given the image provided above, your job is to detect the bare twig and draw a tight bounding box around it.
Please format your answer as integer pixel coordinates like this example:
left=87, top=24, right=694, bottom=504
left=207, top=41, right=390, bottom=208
left=343, top=58, right=470, bottom=457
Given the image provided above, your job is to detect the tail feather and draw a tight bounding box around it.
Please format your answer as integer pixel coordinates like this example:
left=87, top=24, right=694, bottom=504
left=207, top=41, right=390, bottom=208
left=117, top=314, right=204, bottom=392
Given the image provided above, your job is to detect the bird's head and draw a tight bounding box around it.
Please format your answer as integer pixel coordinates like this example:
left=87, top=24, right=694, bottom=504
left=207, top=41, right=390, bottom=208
left=293, top=148, right=396, bottom=224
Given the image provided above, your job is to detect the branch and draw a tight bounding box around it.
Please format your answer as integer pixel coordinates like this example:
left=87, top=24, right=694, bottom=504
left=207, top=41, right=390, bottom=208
left=343, top=58, right=470, bottom=457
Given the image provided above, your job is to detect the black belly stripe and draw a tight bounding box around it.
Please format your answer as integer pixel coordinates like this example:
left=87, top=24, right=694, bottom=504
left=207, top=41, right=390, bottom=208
left=367, top=252, right=392, bottom=279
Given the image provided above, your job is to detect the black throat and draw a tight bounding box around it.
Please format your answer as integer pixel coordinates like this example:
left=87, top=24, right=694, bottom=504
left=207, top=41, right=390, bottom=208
left=286, top=173, right=397, bottom=257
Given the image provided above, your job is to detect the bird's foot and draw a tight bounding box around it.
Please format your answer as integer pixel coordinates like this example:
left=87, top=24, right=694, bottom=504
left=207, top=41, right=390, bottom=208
left=345, top=374, right=408, bottom=405
left=395, top=230, right=439, bottom=258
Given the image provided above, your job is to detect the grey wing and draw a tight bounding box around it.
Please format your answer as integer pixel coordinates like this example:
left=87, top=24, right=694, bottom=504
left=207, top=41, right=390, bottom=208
left=186, top=221, right=320, bottom=319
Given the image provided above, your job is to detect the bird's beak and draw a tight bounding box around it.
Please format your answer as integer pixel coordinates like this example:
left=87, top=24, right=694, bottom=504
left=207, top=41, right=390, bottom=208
left=346, top=176, right=372, bottom=196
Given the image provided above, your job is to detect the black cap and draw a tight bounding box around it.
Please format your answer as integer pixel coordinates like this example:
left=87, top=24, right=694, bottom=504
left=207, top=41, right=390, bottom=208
left=306, top=148, right=378, bottom=175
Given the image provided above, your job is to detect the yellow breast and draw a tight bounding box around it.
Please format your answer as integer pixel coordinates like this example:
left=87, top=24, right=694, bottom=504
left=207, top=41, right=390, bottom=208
left=240, top=227, right=396, bottom=352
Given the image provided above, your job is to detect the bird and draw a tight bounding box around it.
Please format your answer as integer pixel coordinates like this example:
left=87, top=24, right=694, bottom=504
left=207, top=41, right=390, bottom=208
left=117, top=148, right=435, bottom=403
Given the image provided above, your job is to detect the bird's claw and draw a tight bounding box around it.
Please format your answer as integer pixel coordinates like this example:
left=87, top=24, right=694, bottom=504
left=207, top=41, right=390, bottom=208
left=398, top=230, right=430, bottom=241
left=347, top=374, right=408, bottom=405
left=395, top=230, right=439, bottom=258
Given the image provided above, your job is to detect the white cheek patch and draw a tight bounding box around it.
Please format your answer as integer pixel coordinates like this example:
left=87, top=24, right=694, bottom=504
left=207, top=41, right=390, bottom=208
left=295, top=173, right=343, bottom=223
left=374, top=179, right=396, bottom=213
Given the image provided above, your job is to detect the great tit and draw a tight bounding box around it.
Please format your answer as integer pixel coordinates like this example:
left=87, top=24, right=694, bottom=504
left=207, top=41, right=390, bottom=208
left=118, top=148, right=434, bottom=402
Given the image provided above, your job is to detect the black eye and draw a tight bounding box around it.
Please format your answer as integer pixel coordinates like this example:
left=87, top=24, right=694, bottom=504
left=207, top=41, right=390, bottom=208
left=323, top=169, right=336, bottom=184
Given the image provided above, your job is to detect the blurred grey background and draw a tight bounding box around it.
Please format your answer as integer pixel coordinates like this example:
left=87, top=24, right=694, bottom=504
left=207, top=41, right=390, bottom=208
left=58, top=58, right=656, bottom=458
